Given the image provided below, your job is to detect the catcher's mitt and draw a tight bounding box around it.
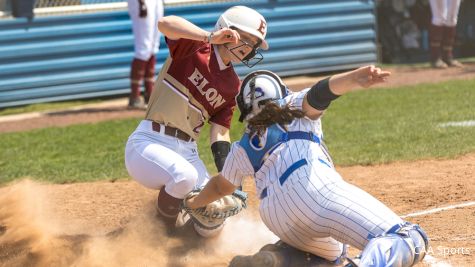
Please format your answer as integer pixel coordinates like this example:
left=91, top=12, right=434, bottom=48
left=182, top=189, right=247, bottom=230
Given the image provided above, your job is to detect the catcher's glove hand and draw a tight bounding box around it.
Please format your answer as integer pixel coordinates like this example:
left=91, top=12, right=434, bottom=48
left=182, top=189, right=247, bottom=230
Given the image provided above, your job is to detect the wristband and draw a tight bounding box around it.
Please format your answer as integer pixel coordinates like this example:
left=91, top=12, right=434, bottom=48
left=306, top=77, right=340, bottom=111
left=211, top=141, right=230, bottom=172
left=206, top=32, right=214, bottom=44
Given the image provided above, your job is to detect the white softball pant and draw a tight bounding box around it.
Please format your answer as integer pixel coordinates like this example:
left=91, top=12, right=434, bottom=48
left=258, top=155, right=403, bottom=261
left=125, top=120, right=210, bottom=198
left=429, top=0, right=462, bottom=26
left=127, top=0, right=164, bottom=61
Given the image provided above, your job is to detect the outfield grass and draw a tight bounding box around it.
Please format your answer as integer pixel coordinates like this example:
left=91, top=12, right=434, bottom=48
left=1, top=78, right=474, bottom=184
left=323, top=78, right=475, bottom=165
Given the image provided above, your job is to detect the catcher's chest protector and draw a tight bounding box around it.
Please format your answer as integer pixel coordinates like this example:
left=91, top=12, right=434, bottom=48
left=239, top=124, right=286, bottom=172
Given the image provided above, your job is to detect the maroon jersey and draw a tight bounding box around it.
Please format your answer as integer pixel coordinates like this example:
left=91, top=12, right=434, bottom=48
left=145, top=38, right=241, bottom=140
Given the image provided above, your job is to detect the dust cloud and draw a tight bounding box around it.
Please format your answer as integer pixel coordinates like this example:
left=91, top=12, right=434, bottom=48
left=0, top=180, right=277, bottom=267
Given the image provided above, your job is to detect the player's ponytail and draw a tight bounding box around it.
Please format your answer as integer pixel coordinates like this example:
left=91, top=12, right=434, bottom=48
left=247, top=102, right=305, bottom=136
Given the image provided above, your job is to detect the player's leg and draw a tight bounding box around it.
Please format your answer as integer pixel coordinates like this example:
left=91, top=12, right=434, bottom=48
left=183, top=141, right=210, bottom=189
left=441, top=0, right=463, bottom=67
left=127, top=0, right=153, bottom=108
left=125, top=122, right=199, bottom=231
left=305, top=160, right=428, bottom=266
left=350, top=222, right=429, bottom=267
left=306, top=166, right=404, bottom=248
left=429, top=0, right=447, bottom=26
left=258, top=181, right=346, bottom=263
left=445, top=0, right=461, bottom=26
left=144, top=55, right=155, bottom=104
left=429, top=0, right=448, bottom=68
left=128, top=0, right=155, bottom=61
left=143, top=0, right=163, bottom=103
left=129, top=58, right=147, bottom=108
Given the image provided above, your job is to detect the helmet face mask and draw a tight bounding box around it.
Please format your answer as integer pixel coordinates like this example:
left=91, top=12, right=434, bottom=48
left=236, top=70, right=288, bottom=122
left=227, top=39, right=263, bottom=68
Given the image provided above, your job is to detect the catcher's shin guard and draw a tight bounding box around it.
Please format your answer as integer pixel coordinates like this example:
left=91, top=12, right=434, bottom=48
left=357, top=222, right=428, bottom=267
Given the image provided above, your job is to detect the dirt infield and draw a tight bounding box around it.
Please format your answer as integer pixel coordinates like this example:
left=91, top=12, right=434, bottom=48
left=1, top=154, right=474, bottom=267
left=0, top=64, right=474, bottom=266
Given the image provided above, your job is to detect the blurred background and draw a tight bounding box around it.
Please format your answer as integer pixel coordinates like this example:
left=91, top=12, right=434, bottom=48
left=0, top=0, right=474, bottom=108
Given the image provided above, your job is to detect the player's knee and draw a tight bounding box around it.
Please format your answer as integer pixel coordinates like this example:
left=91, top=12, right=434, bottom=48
left=166, top=167, right=199, bottom=198
left=446, top=18, right=458, bottom=27
left=358, top=223, right=428, bottom=267
left=432, top=17, right=446, bottom=26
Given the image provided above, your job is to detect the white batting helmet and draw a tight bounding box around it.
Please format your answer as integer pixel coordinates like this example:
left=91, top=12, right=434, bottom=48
left=216, top=6, right=268, bottom=50
left=236, top=70, right=288, bottom=122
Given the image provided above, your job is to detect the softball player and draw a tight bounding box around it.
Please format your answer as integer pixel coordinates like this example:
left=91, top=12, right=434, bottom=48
left=429, top=0, right=463, bottom=68
left=127, top=0, right=164, bottom=108
left=125, top=6, right=268, bottom=235
left=186, top=67, right=429, bottom=266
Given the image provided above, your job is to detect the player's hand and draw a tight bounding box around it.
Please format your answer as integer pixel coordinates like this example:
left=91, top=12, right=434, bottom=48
left=209, top=28, right=240, bottom=45
left=354, top=65, right=391, bottom=88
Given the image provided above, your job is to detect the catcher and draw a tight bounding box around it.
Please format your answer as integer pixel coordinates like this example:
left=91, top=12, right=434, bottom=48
left=184, top=67, right=429, bottom=266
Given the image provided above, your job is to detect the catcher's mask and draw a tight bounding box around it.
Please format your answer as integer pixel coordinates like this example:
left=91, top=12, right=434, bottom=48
left=215, top=6, right=268, bottom=68
left=236, top=70, right=288, bottom=122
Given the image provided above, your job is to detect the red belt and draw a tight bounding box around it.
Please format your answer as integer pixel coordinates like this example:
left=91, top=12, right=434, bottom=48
left=152, top=121, right=194, bottom=142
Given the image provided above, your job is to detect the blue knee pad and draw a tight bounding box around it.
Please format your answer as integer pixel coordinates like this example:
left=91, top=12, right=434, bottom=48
left=358, top=222, right=428, bottom=267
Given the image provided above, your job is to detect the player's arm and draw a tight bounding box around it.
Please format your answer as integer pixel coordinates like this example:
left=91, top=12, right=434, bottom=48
left=158, top=15, right=240, bottom=44
left=186, top=173, right=237, bottom=209
left=210, top=122, right=231, bottom=172
left=302, top=65, right=390, bottom=120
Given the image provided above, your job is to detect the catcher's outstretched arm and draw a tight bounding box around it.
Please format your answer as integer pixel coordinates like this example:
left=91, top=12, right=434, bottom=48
left=302, top=65, right=390, bottom=120
left=187, top=174, right=237, bottom=209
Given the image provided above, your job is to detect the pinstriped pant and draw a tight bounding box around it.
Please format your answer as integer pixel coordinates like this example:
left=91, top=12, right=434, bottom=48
left=258, top=156, right=403, bottom=261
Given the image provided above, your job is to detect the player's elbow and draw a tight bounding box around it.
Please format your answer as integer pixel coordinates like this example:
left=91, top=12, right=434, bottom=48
left=157, top=16, right=177, bottom=35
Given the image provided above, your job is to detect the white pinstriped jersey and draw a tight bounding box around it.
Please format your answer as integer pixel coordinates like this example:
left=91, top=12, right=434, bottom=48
left=223, top=88, right=326, bottom=190
left=221, top=89, right=403, bottom=261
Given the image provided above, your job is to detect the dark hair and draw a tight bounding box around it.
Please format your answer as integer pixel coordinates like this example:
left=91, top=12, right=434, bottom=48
left=247, top=101, right=305, bottom=136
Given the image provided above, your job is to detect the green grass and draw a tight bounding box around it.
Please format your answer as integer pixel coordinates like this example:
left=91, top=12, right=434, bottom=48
left=0, top=99, right=102, bottom=116
left=323, top=78, right=475, bottom=165
left=0, top=118, right=140, bottom=184
left=1, top=78, right=474, bottom=184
